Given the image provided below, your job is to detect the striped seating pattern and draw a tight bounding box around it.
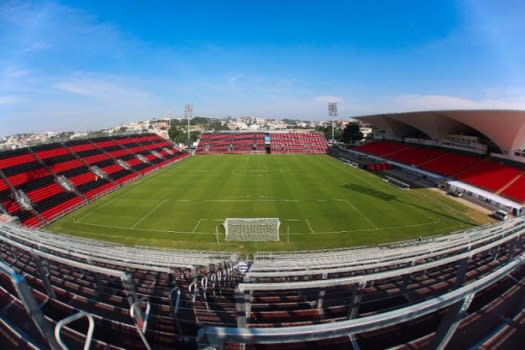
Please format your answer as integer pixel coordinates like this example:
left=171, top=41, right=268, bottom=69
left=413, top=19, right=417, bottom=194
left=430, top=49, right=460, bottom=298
left=355, top=141, right=525, bottom=203
left=196, top=132, right=327, bottom=154
left=0, top=134, right=186, bottom=227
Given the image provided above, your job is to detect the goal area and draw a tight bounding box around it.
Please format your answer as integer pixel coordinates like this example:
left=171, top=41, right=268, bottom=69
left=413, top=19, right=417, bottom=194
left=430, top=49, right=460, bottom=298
left=223, top=218, right=281, bottom=241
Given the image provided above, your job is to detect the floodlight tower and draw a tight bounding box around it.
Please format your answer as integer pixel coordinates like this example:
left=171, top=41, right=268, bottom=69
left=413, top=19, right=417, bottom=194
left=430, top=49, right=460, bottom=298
left=184, top=104, right=193, bottom=148
left=328, top=102, right=338, bottom=145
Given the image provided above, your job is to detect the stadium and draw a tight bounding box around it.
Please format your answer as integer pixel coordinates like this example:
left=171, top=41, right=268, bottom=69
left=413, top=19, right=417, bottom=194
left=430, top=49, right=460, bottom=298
left=0, top=109, right=524, bottom=350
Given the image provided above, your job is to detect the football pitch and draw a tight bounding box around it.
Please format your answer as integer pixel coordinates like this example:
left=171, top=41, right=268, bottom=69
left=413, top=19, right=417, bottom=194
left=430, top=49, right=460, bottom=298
left=47, top=155, right=490, bottom=253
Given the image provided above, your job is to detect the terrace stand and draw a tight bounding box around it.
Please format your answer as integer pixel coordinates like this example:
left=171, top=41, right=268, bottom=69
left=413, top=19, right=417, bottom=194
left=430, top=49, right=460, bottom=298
left=196, top=251, right=525, bottom=349
left=0, top=261, right=60, bottom=349
left=0, top=217, right=524, bottom=349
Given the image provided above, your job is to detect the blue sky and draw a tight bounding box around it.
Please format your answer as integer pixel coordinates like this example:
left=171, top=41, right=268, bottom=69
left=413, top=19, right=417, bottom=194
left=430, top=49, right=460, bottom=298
left=1, top=0, right=525, bottom=136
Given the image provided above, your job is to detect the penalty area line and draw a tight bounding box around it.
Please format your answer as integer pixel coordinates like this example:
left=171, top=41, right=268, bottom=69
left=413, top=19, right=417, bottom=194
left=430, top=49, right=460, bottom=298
left=75, top=162, right=187, bottom=223
left=72, top=217, right=441, bottom=236
left=131, top=199, right=168, bottom=229
left=338, top=199, right=378, bottom=229
left=286, top=219, right=316, bottom=234
left=192, top=218, right=208, bottom=233
left=75, top=221, right=213, bottom=234
left=305, top=219, right=315, bottom=233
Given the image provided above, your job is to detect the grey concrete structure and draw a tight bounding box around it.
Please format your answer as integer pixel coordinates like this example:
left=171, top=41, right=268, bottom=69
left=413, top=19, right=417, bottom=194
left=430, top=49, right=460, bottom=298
left=356, top=110, right=525, bottom=155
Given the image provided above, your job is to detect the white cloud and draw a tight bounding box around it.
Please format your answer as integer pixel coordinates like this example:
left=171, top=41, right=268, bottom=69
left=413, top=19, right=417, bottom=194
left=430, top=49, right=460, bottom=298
left=1, top=2, right=131, bottom=62
left=392, top=94, right=479, bottom=110
left=391, top=92, right=525, bottom=112
left=228, top=73, right=244, bottom=86
left=313, top=95, right=343, bottom=103
left=0, top=95, right=20, bottom=105
left=3, top=67, right=31, bottom=79
left=23, top=41, right=52, bottom=52
left=53, top=76, right=151, bottom=105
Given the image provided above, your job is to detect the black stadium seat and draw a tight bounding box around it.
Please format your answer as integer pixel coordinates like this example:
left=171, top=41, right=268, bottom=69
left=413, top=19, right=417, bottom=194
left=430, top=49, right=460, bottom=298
left=0, top=134, right=186, bottom=226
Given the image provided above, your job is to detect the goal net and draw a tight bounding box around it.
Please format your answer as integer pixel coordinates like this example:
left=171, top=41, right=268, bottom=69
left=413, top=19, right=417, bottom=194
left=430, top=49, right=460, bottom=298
left=223, top=218, right=280, bottom=241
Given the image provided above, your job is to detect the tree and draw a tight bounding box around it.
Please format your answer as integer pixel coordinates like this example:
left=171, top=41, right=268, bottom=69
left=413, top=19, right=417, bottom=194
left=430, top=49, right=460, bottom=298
left=342, top=123, right=363, bottom=144
left=168, top=125, right=200, bottom=145
left=190, top=116, right=210, bottom=125
left=208, top=120, right=229, bottom=131
left=170, top=119, right=183, bottom=127
left=168, top=125, right=181, bottom=141
left=315, top=126, right=343, bottom=142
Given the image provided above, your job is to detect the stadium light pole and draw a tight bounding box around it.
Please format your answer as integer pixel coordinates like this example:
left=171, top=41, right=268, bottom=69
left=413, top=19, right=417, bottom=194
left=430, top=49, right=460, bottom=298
left=328, top=102, right=338, bottom=145
left=185, top=104, right=193, bottom=149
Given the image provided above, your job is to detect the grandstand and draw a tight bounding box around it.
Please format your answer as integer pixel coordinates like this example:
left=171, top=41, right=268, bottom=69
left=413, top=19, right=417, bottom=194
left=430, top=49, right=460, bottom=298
left=348, top=110, right=525, bottom=216
left=0, top=133, right=188, bottom=227
left=352, top=140, right=525, bottom=209
left=196, top=131, right=327, bottom=155
left=1, top=111, right=525, bottom=349
left=0, top=218, right=523, bottom=349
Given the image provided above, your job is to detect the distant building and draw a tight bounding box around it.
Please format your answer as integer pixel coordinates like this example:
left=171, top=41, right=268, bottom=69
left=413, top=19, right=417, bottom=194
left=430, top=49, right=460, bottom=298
left=150, top=119, right=170, bottom=130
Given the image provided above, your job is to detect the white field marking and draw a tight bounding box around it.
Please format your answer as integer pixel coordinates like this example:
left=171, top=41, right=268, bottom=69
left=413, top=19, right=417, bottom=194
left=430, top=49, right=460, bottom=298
left=398, top=199, right=437, bottom=223
left=340, top=197, right=438, bottom=228
left=75, top=178, right=165, bottom=222
left=201, top=199, right=301, bottom=202
left=160, top=198, right=328, bottom=203
left=410, top=189, right=477, bottom=220
left=338, top=199, right=378, bottom=229
left=131, top=199, right=168, bottom=229
left=76, top=194, right=122, bottom=223
left=285, top=219, right=312, bottom=233
left=192, top=218, right=208, bottom=233
left=305, top=219, right=315, bottom=233
left=176, top=174, right=225, bottom=177
left=75, top=216, right=441, bottom=235
left=232, top=169, right=273, bottom=173
left=230, top=168, right=282, bottom=176
left=76, top=221, right=206, bottom=234
left=75, top=161, right=188, bottom=223
left=287, top=218, right=443, bottom=235
left=75, top=198, right=440, bottom=235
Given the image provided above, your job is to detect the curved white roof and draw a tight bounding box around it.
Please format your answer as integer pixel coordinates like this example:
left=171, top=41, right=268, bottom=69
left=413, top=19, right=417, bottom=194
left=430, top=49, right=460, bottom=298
left=356, top=110, right=525, bottom=154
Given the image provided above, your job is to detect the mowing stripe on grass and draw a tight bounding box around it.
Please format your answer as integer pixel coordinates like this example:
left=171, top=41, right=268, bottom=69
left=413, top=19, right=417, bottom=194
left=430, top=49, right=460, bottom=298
left=47, top=155, right=483, bottom=252
left=76, top=194, right=121, bottom=223
left=75, top=217, right=442, bottom=235
left=76, top=160, right=189, bottom=223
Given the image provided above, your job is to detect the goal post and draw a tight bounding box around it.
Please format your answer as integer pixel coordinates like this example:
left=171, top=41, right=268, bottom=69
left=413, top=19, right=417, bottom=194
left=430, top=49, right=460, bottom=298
left=223, top=218, right=281, bottom=241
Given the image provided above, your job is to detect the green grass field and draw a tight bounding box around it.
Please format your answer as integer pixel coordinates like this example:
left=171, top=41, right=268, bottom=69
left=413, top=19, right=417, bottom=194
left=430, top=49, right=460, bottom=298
left=47, top=155, right=491, bottom=253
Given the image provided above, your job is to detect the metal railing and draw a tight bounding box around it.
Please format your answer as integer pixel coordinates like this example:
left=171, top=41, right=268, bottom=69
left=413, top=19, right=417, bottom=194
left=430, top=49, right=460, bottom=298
left=239, top=223, right=524, bottom=291
left=54, top=312, right=95, bottom=350
left=197, top=251, right=525, bottom=349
